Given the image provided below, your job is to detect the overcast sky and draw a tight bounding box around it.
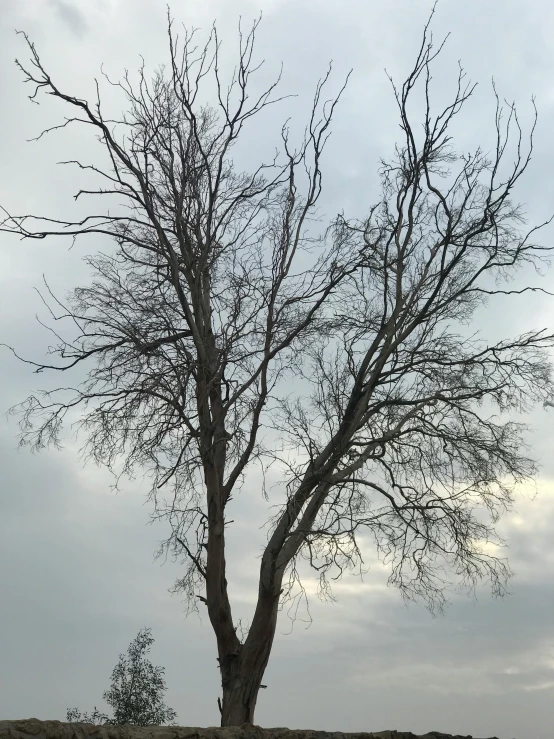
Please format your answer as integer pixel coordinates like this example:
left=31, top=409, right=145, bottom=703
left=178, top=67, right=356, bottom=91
left=1, top=2, right=554, bottom=739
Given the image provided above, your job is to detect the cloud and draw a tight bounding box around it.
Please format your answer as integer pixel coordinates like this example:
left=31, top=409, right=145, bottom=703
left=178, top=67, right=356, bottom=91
left=49, top=0, right=88, bottom=36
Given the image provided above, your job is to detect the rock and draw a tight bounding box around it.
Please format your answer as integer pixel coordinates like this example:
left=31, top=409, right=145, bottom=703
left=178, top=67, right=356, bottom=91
left=0, top=721, right=500, bottom=739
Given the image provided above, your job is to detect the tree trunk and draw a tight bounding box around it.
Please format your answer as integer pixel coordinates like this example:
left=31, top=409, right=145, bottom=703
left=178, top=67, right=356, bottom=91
left=218, top=588, right=282, bottom=727
left=219, top=663, right=263, bottom=726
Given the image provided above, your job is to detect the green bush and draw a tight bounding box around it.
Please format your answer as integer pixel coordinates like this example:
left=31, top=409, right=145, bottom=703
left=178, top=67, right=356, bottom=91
left=66, top=627, right=178, bottom=726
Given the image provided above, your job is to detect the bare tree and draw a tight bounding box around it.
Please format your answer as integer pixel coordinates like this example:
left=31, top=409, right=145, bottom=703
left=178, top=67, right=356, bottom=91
left=2, top=6, right=554, bottom=727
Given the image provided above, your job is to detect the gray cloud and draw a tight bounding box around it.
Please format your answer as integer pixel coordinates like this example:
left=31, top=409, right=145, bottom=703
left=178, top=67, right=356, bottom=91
left=48, top=0, right=88, bottom=36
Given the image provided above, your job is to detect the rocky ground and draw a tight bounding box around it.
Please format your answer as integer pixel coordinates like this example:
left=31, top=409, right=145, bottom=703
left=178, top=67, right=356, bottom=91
left=0, top=719, right=500, bottom=739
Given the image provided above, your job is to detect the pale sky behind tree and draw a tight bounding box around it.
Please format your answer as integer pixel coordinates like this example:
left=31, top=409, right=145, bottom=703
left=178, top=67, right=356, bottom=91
left=1, top=2, right=554, bottom=739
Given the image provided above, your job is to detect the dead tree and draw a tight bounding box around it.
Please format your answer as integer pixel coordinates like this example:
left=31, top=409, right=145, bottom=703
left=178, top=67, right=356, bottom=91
left=2, top=8, right=554, bottom=727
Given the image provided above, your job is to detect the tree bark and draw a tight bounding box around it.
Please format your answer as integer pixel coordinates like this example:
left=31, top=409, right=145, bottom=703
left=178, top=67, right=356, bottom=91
left=219, top=661, right=261, bottom=726
left=218, top=586, right=282, bottom=727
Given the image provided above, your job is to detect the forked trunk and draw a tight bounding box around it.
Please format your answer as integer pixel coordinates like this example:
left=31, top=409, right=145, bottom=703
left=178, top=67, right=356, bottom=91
left=218, top=589, right=281, bottom=727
